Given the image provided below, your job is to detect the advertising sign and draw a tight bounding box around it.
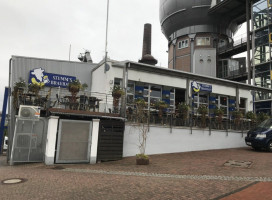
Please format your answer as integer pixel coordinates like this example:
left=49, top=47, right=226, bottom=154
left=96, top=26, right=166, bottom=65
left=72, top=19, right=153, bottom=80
left=28, top=68, right=76, bottom=88
left=191, top=81, right=212, bottom=93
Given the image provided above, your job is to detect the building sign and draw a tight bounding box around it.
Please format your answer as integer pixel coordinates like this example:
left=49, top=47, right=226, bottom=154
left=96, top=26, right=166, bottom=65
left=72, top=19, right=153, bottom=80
left=191, top=81, right=212, bottom=93
left=28, top=68, right=76, bottom=88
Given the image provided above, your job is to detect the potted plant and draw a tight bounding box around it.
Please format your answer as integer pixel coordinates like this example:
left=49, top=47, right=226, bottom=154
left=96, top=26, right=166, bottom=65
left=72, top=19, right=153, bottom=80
left=12, top=77, right=27, bottom=109
left=233, top=110, right=243, bottom=129
left=68, top=79, right=82, bottom=109
left=68, top=79, right=81, bottom=96
left=197, top=105, right=208, bottom=128
left=13, top=77, right=26, bottom=93
left=134, top=98, right=149, bottom=165
left=154, top=100, right=168, bottom=119
left=81, top=83, right=88, bottom=91
left=215, top=107, right=224, bottom=129
left=246, top=111, right=257, bottom=128
left=111, top=85, right=124, bottom=113
left=178, top=102, right=190, bottom=125
left=28, top=83, right=44, bottom=97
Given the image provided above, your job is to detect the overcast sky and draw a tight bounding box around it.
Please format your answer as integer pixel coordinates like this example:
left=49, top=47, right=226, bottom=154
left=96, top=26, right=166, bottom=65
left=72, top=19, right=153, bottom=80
left=0, top=0, right=247, bottom=111
left=0, top=0, right=170, bottom=110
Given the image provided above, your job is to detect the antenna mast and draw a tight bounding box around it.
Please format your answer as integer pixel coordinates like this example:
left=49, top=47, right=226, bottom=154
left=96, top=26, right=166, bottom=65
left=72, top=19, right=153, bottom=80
left=104, top=0, right=110, bottom=72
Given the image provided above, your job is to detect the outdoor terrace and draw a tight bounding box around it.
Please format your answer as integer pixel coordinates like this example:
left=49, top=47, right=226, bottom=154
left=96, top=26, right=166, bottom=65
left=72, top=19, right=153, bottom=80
left=12, top=87, right=260, bottom=132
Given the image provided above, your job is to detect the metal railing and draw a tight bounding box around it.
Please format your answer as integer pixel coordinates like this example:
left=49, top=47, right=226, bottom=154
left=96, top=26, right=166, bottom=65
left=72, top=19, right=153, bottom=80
left=13, top=88, right=257, bottom=132
left=218, top=33, right=249, bottom=53
left=126, top=108, right=256, bottom=132
left=13, top=87, right=120, bottom=115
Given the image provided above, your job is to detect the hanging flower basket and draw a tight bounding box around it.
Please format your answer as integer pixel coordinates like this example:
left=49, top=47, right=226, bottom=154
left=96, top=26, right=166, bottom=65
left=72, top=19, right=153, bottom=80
left=111, top=85, right=124, bottom=99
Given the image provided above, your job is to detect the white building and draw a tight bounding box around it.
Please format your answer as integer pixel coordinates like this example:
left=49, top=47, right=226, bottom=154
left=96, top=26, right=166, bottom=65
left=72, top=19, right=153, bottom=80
left=7, top=56, right=272, bottom=165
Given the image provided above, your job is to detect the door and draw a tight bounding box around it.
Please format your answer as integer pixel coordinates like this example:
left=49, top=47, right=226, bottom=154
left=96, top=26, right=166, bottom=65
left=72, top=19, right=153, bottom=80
left=97, top=120, right=125, bottom=162
left=56, top=120, right=92, bottom=163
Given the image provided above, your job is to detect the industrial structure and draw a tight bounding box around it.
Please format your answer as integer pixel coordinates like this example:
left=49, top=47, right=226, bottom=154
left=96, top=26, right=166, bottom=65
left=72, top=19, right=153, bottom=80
left=159, top=0, right=272, bottom=114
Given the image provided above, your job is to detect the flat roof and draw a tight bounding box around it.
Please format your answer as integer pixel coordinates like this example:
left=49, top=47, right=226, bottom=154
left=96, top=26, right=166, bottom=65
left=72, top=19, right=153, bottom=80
left=12, top=55, right=98, bottom=66
left=117, top=61, right=272, bottom=94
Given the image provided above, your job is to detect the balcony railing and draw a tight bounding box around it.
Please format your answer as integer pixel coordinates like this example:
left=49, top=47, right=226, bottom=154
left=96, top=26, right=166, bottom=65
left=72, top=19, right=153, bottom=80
left=126, top=107, right=256, bottom=132
left=13, top=88, right=257, bottom=132
left=13, top=87, right=121, bottom=115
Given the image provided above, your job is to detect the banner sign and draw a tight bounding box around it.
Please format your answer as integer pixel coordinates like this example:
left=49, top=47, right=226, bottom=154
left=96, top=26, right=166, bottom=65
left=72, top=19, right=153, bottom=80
left=191, top=81, right=212, bottom=93
left=28, top=68, right=76, bottom=88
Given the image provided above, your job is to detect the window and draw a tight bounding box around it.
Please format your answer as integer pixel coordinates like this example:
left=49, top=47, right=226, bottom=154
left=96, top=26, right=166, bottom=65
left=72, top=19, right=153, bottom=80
left=196, top=37, right=210, bottom=46
left=193, top=93, right=208, bottom=114
left=219, top=96, right=228, bottom=117
left=127, top=81, right=135, bottom=104
left=239, top=98, right=247, bottom=116
left=150, top=85, right=162, bottom=107
left=178, top=39, right=189, bottom=49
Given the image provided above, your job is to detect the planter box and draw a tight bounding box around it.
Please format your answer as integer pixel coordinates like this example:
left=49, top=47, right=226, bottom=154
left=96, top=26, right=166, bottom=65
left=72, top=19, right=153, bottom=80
left=136, top=158, right=149, bottom=165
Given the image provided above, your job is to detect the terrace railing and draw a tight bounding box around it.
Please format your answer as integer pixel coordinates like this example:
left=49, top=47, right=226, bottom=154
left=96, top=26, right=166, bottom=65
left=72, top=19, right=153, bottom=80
left=13, top=87, right=122, bottom=115
left=126, top=106, right=256, bottom=132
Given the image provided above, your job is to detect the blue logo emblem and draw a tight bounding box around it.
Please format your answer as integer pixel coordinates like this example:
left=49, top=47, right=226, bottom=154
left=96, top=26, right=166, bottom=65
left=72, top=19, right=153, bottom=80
left=29, top=68, right=76, bottom=88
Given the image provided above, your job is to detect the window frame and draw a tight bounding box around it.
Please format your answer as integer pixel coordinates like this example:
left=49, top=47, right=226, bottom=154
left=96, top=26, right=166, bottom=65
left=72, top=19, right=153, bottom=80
left=178, top=39, right=189, bottom=49
left=196, top=37, right=211, bottom=46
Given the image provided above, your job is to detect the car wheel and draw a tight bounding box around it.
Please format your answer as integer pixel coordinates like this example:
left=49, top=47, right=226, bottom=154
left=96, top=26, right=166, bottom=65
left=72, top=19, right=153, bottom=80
left=267, top=141, right=272, bottom=152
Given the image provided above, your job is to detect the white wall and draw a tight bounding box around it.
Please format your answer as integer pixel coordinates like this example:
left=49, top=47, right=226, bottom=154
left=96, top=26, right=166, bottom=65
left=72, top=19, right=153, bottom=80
left=240, top=88, right=254, bottom=111
left=128, top=69, right=187, bottom=89
left=45, top=116, right=59, bottom=165
left=91, top=63, right=113, bottom=112
left=104, top=65, right=188, bottom=90
left=123, top=125, right=247, bottom=157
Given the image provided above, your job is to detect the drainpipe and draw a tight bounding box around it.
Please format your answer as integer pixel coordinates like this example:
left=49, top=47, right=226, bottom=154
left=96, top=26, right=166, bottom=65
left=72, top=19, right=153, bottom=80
left=246, top=0, right=251, bottom=85
left=121, top=63, right=129, bottom=118
left=172, top=39, right=177, bottom=69
left=7, top=58, right=12, bottom=162
left=186, top=78, right=190, bottom=105
left=250, top=0, right=256, bottom=113
left=236, top=85, right=240, bottom=111
left=189, top=34, right=196, bottom=73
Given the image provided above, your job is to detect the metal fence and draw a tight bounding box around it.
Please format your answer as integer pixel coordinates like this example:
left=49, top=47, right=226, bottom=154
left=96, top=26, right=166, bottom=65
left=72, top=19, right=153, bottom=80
left=126, top=108, right=257, bottom=133
left=13, top=87, right=120, bottom=115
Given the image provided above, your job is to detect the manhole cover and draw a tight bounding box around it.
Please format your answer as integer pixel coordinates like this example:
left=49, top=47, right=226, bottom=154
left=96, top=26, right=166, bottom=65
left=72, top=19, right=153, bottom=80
left=224, top=160, right=252, bottom=168
left=1, top=178, right=27, bottom=185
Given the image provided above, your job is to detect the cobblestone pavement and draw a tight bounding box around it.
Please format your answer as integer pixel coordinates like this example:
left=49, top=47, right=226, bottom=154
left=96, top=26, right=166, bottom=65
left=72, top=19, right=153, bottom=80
left=1, top=148, right=272, bottom=200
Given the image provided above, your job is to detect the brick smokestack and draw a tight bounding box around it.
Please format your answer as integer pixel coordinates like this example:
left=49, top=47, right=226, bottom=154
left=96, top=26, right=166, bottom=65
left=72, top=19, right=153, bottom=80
left=139, top=23, right=158, bottom=65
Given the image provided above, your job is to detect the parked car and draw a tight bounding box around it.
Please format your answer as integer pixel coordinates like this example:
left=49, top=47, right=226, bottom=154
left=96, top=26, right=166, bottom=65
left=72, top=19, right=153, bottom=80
left=245, top=118, right=272, bottom=152
left=3, top=136, right=8, bottom=151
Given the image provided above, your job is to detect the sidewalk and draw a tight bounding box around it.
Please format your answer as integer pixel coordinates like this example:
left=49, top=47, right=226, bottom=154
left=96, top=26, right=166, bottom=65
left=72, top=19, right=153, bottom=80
left=1, top=148, right=272, bottom=200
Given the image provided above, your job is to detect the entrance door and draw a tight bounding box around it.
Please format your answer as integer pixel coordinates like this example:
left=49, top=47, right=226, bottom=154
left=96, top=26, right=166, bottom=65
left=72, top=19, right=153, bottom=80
left=56, top=120, right=92, bottom=163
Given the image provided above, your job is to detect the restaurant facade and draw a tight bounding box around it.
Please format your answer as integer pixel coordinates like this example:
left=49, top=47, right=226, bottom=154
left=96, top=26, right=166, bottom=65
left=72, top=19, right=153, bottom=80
left=6, top=55, right=272, bottom=165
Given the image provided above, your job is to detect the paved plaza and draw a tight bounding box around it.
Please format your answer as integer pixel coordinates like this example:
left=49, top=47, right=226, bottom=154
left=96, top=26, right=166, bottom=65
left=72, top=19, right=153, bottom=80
left=1, top=148, right=272, bottom=200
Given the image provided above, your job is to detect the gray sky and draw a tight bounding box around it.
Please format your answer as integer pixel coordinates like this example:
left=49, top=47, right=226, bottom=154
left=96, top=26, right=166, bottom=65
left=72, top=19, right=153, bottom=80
left=0, top=0, right=247, bottom=111
left=0, top=0, right=169, bottom=109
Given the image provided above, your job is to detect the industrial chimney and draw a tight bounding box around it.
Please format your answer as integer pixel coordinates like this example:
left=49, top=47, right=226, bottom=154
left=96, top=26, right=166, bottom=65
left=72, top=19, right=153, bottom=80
left=139, top=23, right=157, bottom=65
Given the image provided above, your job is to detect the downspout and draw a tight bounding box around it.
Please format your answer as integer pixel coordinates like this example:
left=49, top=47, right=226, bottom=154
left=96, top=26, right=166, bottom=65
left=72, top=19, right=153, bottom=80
left=7, top=58, right=12, bottom=162
left=189, top=34, right=196, bottom=73
left=172, top=39, right=177, bottom=69
left=246, top=0, right=251, bottom=85
left=251, top=0, right=256, bottom=113
left=121, top=63, right=129, bottom=118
